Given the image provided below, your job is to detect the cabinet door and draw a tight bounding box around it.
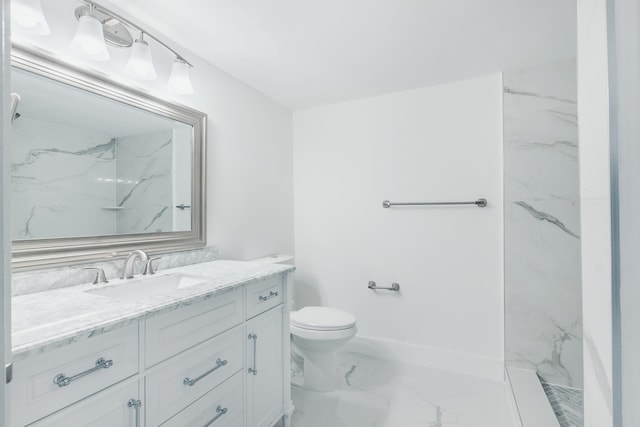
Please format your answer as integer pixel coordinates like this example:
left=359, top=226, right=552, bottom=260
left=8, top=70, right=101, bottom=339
left=246, top=306, right=283, bottom=427
left=29, top=380, right=141, bottom=427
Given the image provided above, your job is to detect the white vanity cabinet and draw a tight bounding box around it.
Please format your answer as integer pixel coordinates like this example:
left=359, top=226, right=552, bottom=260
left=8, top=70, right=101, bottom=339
left=10, top=271, right=291, bottom=427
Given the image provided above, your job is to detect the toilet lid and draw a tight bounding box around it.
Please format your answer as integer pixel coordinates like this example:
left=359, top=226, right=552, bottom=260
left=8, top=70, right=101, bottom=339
left=290, top=306, right=356, bottom=331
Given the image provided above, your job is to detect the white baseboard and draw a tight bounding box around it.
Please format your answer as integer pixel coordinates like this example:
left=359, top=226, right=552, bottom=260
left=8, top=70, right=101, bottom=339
left=343, top=335, right=504, bottom=382
left=507, top=367, right=560, bottom=427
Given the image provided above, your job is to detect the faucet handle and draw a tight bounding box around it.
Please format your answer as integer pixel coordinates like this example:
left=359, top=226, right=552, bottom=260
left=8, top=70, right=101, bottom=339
left=143, top=257, right=161, bottom=275
left=83, top=267, right=109, bottom=285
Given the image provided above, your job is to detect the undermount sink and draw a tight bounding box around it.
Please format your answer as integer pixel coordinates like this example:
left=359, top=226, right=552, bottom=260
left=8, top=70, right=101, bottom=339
left=87, top=274, right=211, bottom=301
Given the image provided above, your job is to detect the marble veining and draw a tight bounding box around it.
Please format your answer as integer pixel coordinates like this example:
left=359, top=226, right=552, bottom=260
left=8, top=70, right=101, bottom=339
left=11, top=118, right=117, bottom=239
left=12, top=246, right=219, bottom=296
left=115, top=130, right=173, bottom=234
left=504, top=59, right=582, bottom=390
left=503, top=87, right=577, bottom=105
left=11, top=260, right=295, bottom=361
left=291, top=352, right=517, bottom=427
left=514, top=201, right=580, bottom=239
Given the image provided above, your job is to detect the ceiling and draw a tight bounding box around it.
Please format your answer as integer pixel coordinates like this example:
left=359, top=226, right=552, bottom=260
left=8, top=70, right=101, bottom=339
left=109, top=0, right=576, bottom=109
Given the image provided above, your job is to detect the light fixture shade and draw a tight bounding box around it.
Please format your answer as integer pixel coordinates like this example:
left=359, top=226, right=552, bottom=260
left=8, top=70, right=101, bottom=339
left=167, top=59, right=194, bottom=94
left=125, top=39, right=157, bottom=80
left=70, top=15, right=110, bottom=61
left=12, top=0, right=50, bottom=35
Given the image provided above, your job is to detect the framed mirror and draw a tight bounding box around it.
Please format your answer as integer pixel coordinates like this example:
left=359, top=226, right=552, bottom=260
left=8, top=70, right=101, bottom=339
left=10, top=45, right=207, bottom=270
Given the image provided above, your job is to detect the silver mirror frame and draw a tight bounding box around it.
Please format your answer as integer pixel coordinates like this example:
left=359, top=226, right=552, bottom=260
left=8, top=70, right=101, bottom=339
left=10, top=44, right=207, bottom=271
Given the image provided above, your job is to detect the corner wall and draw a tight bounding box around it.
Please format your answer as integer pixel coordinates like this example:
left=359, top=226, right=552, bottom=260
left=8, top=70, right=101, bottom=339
left=293, top=74, right=504, bottom=379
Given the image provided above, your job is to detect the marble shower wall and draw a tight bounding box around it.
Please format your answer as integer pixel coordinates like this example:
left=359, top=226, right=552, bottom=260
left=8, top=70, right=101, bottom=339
left=11, top=117, right=117, bottom=239
left=504, top=60, right=582, bottom=388
left=115, top=130, right=173, bottom=234
left=11, top=120, right=176, bottom=239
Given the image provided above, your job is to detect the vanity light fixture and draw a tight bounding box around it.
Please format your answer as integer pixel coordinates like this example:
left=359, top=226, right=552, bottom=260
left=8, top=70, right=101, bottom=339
left=125, top=33, right=157, bottom=80
left=167, top=59, right=194, bottom=95
left=11, top=0, right=51, bottom=35
left=70, top=5, right=110, bottom=61
left=69, top=1, right=195, bottom=93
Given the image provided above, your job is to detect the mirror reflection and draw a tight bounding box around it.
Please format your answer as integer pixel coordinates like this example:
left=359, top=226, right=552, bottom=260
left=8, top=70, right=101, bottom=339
left=11, top=67, right=193, bottom=240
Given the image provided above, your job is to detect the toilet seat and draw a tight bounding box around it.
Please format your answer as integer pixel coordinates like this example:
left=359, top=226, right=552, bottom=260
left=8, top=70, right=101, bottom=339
left=290, top=306, right=356, bottom=331
left=290, top=323, right=357, bottom=341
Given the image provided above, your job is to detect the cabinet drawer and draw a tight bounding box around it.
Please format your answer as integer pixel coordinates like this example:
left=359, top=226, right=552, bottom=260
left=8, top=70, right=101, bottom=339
left=245, top=277, right=283, bottom=319
left=11, top=324, right=138, bottom=426
left=145, top=289, right=243, bottom=368
left=29, top=380, right=140, bottom=427
left=145, top=327, right=243, bottom=426
left=161, top=372, right=243, bottom=427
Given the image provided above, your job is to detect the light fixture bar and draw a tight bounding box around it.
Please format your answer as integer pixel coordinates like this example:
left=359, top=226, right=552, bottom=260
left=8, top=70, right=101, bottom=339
left=82, top=0, right=194, bottom=68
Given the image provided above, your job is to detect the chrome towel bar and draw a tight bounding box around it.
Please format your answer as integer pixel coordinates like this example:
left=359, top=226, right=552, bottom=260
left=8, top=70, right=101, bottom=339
left=382, top=198, right=487, bottom=208
left=368, top=281, right=400, bottom=291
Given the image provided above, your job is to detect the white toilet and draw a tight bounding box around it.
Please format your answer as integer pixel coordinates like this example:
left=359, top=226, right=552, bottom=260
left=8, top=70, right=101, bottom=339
left=290, top=306, right=357, bottom=392
left=249, top=255, right=358, bottom=392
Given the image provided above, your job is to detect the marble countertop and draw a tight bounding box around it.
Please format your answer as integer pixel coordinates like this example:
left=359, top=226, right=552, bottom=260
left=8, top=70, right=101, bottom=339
left=12, top=260, right=295, bottom=361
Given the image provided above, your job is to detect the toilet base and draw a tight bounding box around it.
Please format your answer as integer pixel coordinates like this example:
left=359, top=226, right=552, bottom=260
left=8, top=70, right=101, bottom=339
left=300, top=350, right=340, bottom=392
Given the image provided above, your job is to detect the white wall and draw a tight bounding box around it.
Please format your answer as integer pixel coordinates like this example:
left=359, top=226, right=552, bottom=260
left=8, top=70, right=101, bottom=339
left=293, top=74, right=504, bottom=379
left=11, top=0, right=295, bottom=260
left=577, top=0, right=614, bottom=425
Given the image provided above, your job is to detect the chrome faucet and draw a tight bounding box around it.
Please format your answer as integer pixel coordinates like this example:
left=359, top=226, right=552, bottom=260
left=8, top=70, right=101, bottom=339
left=121, top=250, right=149, bottom=279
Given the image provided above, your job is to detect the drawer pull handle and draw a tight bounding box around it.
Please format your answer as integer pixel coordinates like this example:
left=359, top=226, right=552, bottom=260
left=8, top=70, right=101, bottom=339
left=53, top=357, right=113, bottom=387
left=258, top=290, right=279, bottom=302
left=204, top=405, right=228, bottom=427
left=128, top=399, right=142, bottom=427
left=248, top=333, right=258, bottom=375
left=183, top=358, right=228, bottom=387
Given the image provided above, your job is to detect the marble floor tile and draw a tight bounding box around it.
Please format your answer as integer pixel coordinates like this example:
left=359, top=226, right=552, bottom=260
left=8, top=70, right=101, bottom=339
left=290, top=352, right=517, bottom=427
left=541, top=382, right=584, bottom=427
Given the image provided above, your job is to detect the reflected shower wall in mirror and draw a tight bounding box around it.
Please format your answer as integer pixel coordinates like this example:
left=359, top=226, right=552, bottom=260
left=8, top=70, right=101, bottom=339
left=11, top=67, right=193, bottom=240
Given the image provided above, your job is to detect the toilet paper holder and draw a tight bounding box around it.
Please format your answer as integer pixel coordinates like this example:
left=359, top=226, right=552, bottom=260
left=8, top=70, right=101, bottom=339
left=368, top=281, right=400, bottom=291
